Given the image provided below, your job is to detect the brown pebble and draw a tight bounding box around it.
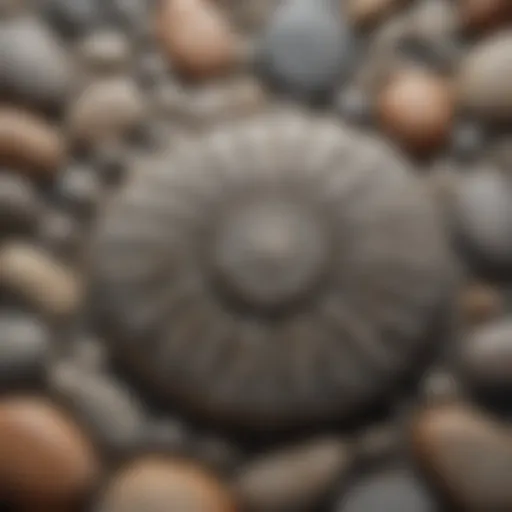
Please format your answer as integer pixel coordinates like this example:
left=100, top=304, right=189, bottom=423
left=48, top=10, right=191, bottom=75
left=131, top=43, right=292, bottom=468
left=0, top=397, right=98, bottom=507
left=0, top=242, right=82, bottom=317
left=97, top=456, right=237, bottom=512
left=377, top=69, right=454, bottom=154
left=460, top=281, right=502, bottom=325
left=155, top=0, right=239, bottom=80
left=234, top=438, right=350, bottom=511
left=346, top=0, right=407, bottom=27
left=411, top=405, right=512, bottom=510
left=459, top=0, right=512, bottom=33
left=0, top=107, right=65, bottom=177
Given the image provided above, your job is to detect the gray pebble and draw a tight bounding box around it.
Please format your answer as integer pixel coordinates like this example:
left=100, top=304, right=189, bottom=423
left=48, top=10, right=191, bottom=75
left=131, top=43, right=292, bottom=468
left=41, top=0, right=104, bottom=38
left=258, top=0, right=355, bottom=100
left=460, top=319, right=512, bottom=395
left=452, top=167, right=512, bottom=271
left=0, top=17, right=73, bottom=109
left=0, top=313, right=49, bottom=389
left=336, top=470, right=437, bottom=512
left=57, top=165, right=102, bottom=217
left=235, top=437, right=351, bottom=511
left=49, top=363, right=146, bottom=456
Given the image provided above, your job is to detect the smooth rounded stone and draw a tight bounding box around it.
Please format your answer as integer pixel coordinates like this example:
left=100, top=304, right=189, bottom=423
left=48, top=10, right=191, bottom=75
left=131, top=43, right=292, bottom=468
left=96, top=456, right=237, bottom=512
left=38, top=209, right=83, bottom=260
left=459, top=281, right=502, bottom=326
left=0, top=242, right=82, bottom=318
left=0, top=397, right=99, bottom=507
left=91, top=110, right=456, bottom=431
left=450, top=121, right=486, bottom=162
left=68, top=77, right=146, bottom=148
left=408, top=0, right=460, bottom=42
left=49, top=363, right=146, bottom=456
left=155, top=0, right=239, bottom=80
left=451, top=167, right=512, bottom=271
left=258, top=0, right=355, bottom=100
left=57, top=165, right=102, bottom=217
left=412, top=405, right=512, bottom=510
left=459, top=32, right=512, bottom=123
left=77, top=30, right=131, bottom=73
left=0, top=17, right=73, bottom=109
left=346, top=0, right=408, bottom=27
left=0, top=313, right=49, bottom=388
left=0, top=107, right=65, bottom=178
left=459, top=319, right=512, bottom=395
left=41, top=0, right=103, bottom=38
left=0, top=173, right=40, bottom=235
left=459, top=0, right=512, bottom=34
left=377, top=69, right=454, bottom=155
left=235, top=438, right=350, bottom=511
left=336, top=469, right=437, bottom=512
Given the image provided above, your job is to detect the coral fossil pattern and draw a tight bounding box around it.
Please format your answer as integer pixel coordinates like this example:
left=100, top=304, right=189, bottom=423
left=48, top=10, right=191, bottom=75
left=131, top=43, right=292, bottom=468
left=92, top=111, right=454, bottom=430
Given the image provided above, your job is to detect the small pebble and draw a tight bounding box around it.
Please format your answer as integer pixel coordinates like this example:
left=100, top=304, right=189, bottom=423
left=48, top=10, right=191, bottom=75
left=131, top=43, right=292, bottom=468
left=452, top=167, right=512, bottom=272
left=57, top=165, right=102, bottom=217
left=0, top=242, right=82, bottom=318
left=411, top=405, right=512, bottom=510
left=459, top=0, right=512, bottom=33
left=155, top=0, right=239, bottom=80
left=0, top=397, right=99, bottom=507
left=0, top=313, right=49, bottom=389
left=459, top=319, right=512, bottom=396
left=96, top=456, right=237, bottom=512
left=41, top=0, right=103, bottom=38
left=459, top=281, right=502, bottom=325
left=0, top=107, right=65, bottom=177
left=377, top=69, right=454, bottom=154
left=49, top=363, right=146, bottom=457
left=77, top=30, right=131, bottom=73
left=68, top=77, right=146, bottom=148
left=336, top=469, right=437, bottom=512
left=258, top=0, right=355, bottom=100
left=0, top=17, right=73, bottom=109
left=0, top=173, right=40, bottom=235
left=234, top=437, right=350, bottom=511
left=459, top=32, right=512, bottom=123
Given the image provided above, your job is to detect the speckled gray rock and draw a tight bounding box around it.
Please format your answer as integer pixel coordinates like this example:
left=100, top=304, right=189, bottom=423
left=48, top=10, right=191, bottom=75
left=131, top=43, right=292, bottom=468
left=235, top=438, right=350, bottom=511
left=77, top=30, right=131, bottom=73
left=0, top=17, right=73, bottom=109
left=0, top=313, right=49, bottom=389
left=49, top=363, right=146, bottom=456
left=336, top=470, right=438, bottom=512
left=258, top=0, right=355, bottom=100
left=459, top=32, right=512, bottom=122
left=452, top=167, right=512, bottom=271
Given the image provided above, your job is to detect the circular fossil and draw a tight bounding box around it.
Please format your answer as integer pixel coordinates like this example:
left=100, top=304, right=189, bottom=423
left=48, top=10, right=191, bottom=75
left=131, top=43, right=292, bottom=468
left=91, top=110, right=455, bottom=431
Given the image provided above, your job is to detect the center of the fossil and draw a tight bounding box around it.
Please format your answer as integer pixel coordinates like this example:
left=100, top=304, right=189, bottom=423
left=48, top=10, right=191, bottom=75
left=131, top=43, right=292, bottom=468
left=212, top=199, right=328, bottom=310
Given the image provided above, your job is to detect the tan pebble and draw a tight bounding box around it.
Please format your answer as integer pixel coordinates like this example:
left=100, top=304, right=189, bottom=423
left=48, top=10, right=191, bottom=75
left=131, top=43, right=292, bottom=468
left=346, top=0, right=407, bottom=27
left=0, top=397, right=99, bottom=507
left=377, top=69, right=454, bottom=154
left=68, top=78, right=145, bottom=148
left=0, top=242, right=82, bottom=317
left=0, top=107, right=65, bottom=177
left=98, top=456, right=237, bottom=512
left=459, top=0, right=512, bottom=33
left=460, top=281, right=502, bottom=325
left=155, top=0, right=239, bottom=79
left=411, top=405, right=512, bottom=510
left=234, top=438, right=350, bottom=511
